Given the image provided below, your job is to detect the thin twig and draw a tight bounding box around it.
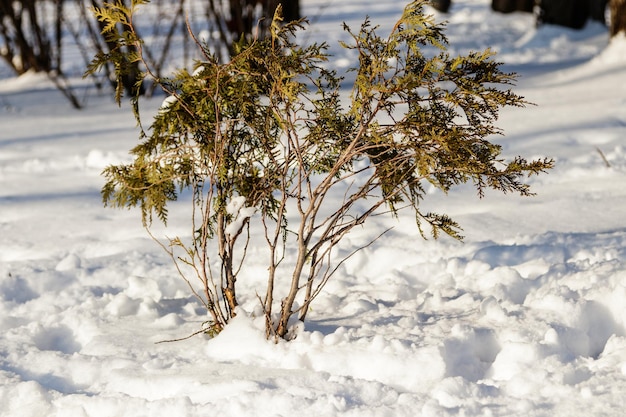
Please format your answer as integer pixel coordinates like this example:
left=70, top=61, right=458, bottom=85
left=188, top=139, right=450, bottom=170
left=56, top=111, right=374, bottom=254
left=155, top=327, right=207, bottom=344
left=596, top=146, right=611, bottom=168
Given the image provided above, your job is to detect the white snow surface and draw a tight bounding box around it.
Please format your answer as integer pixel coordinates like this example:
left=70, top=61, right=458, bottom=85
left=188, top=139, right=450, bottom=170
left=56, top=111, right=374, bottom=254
left=1, top=1, right=626, bottom=415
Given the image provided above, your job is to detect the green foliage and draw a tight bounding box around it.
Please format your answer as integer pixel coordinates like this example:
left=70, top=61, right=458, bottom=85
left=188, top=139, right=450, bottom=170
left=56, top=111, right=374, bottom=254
left=87, top=0, right=553, bottom=340
left=86, top=0, right=148, bottom=106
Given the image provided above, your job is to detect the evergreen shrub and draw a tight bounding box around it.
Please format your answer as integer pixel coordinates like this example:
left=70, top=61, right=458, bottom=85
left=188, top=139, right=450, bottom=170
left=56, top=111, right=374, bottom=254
left=87, top=0, right=553, bottom=340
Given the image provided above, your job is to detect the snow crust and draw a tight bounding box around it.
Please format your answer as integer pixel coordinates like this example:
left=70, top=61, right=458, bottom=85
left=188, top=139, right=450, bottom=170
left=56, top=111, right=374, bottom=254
left=1, top=1, right=626, bottom=415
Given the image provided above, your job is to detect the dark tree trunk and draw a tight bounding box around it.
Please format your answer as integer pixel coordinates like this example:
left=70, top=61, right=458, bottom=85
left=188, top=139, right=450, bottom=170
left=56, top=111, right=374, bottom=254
left=610, top=0, right=626, bottom=36
left=430, top=0, right=451, bottom=13
left=589, top=0, right=609, bottom=23
left=0, top=0, right=53, bottom=74
left=226, top=0, right=301, bottom=40
left=492, top=0, right=534, bottom=13
left=536, top=0, right=590, bottom=29
left=281, top=0, right=301, bottom=22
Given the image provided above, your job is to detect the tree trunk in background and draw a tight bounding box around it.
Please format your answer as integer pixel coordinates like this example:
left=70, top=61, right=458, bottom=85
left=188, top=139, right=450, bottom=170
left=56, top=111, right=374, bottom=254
left=589, top=0, right=609, bottom=23
left=281, top=0, right=301, bottom=22
left=430, top=0, right=452, bottom=13
left=0, top=0, right=53, bottom=74
left=536, top=0, right=590, bottom=30
left=90, top=0, right=145, bottom=97
left=610, top=0, right=626, bottom=35
left=491, top=0, right=534, bottom=13
left=226, top=1, right=300, bottom=40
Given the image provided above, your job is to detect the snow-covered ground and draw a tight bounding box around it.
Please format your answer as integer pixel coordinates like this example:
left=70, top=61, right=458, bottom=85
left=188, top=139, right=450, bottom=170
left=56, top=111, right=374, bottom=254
left=1, top=0, right=626, bottom=415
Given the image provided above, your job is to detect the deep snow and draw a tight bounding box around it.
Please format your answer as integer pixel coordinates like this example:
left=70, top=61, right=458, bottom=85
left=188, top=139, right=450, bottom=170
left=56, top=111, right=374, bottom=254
left=1, top=1, right=626, bottom=416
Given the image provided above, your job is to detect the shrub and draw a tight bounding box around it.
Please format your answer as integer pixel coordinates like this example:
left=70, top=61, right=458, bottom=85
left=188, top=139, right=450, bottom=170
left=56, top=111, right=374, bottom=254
left=87, top=0, right=553, bottom=340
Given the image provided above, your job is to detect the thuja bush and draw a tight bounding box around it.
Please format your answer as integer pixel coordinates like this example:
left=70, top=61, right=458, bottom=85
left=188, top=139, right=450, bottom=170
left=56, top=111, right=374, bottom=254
left=87, top=0, right=553, bottom=340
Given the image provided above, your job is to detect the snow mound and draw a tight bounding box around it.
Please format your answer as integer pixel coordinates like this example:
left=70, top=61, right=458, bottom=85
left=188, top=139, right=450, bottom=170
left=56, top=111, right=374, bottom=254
left=592, top=32, right=626, bottom=65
